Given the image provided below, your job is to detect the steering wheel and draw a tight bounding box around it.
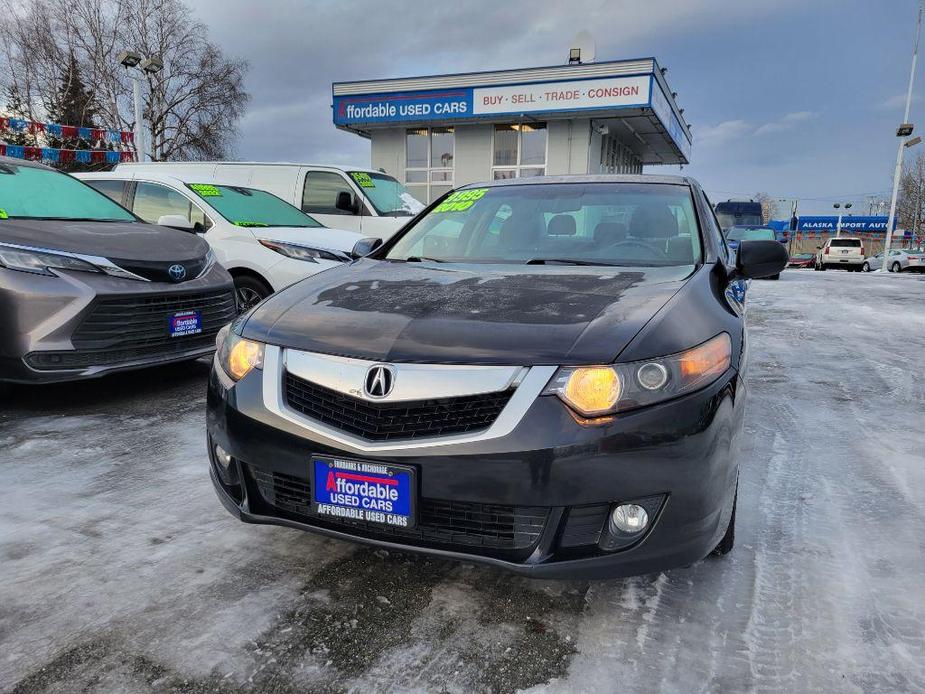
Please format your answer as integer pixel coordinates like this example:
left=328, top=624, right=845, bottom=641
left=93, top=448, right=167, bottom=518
left=608, top=239, right=670, bottom=259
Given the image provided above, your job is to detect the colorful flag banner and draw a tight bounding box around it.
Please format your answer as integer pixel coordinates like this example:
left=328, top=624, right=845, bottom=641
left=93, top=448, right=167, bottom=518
left=0, top=143, right=135, bottom=164
left=0, top=116, right=133, bottom=144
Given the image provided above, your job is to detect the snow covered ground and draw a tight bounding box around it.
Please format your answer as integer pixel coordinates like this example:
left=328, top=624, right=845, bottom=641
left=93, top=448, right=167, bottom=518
left=1, top=269, right=924, bottom=693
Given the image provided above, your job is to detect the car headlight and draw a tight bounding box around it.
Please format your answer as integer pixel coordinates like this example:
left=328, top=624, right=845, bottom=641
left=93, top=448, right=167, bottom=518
left=544, top=333, right=732, bottom=418
left=216, top=326, right=264, bottom=381
left=0, top=242, right=103, bottom=276
left=259, top=239, right=347, bottom=263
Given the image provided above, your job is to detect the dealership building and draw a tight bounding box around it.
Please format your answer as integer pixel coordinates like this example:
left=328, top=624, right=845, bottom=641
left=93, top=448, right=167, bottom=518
left=332, top=58, right=692, bottom=204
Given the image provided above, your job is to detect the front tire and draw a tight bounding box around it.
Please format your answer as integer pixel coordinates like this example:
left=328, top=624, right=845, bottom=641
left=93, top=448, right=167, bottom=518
left=712, top=486, right=737, bottom=556
left=862, top=262, right=870, bottom=272
left=892, top=262, right=902, bottom=273
left=233, top=275, right=273, bottom=312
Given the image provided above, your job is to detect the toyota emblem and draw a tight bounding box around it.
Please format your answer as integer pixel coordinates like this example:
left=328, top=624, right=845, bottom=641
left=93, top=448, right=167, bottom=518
left=168, top=264, right=187, bottom=282
left=364, top=365, right=395, bottom=398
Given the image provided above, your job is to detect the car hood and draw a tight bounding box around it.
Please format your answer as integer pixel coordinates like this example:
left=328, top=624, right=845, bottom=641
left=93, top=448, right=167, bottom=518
left=0, top=218, right=208, bottom=262
left=241, top=259, right=693, bottom=365
left=249, top=225, right=363, bottom=253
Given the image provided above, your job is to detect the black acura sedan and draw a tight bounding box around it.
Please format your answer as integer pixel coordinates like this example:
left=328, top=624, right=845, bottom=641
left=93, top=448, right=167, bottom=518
left=0, top=156, right=236, bottom=383
left=206, top=175, right=786, bottom=579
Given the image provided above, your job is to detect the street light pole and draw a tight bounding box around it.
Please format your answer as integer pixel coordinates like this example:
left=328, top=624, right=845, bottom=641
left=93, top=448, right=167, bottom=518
left=882, top=1, right=923, bottom=268
left=131, top=75, right=147, bottom=162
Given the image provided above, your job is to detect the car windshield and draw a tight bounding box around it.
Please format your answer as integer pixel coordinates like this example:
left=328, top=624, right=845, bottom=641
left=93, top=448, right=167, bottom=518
left=0, top=161, right=136, bottom=222
left=187, top=183, right=322, bottom=228
left=386, top=183, right=703, bottom=267
left=347, top=171, right=424, bottom=217
left=727, top=227, right=776, bottom=241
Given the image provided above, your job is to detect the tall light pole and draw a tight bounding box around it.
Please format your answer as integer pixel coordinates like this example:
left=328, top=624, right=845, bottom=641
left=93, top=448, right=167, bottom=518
left=882, top=1, right=923, bottom=268
left=117, top=51, right=164, bottom=162
left=834, top=202, right=852, bottom=238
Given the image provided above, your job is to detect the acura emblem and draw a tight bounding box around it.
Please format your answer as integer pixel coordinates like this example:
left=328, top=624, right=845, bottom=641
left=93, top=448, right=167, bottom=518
left=364, top=365, right=394, bottom=398
left=168, top=264, right=187, bottom=281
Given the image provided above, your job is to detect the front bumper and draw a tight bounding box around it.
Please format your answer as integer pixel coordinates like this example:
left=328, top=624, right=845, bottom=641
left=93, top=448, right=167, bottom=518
left=0, top=264, right=236, bottom=383
left=206, top=355, right=745, bottom=580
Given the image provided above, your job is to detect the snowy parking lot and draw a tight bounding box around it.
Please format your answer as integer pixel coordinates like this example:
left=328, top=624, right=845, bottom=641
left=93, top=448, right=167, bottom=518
left=2, top=269, right=924, bottom=693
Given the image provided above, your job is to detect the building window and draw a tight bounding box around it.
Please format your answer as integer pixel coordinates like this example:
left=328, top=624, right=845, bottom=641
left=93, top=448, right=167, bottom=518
left=406, top=127, right=454, bottom=203
left=492, top=123, right=546, bottom=179
left=600, top=135, right=642, bottom=175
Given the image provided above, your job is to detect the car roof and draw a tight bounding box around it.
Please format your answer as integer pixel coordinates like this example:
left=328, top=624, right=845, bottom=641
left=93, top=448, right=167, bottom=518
left=76, top=170, right=249, bottom=188
left=456, top=173, right=697, bottom=190
left=115, top=161, right=381, bottom=174
left=0, top=155, right=53, bottom=171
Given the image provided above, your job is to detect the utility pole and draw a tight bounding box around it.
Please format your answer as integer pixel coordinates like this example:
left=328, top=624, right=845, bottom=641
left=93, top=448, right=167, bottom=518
left=882, top=1, right=923, bottom=268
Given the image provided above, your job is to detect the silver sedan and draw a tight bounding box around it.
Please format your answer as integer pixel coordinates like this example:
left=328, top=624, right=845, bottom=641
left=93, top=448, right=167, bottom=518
left=862, top=249, right=925, bottom=273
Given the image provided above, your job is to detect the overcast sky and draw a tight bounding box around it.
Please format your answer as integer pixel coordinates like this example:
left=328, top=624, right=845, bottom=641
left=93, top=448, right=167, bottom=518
left=196, top=0, right=922, bottom=216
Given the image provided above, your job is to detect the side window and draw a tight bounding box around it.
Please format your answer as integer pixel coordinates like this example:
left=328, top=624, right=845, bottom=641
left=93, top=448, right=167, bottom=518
left=301, top=171, right=356, bottom=215
left=702, top=192, right=729, bottom=259
left=85, top=179, right=126, bottom=206
left=133, top=182, right=209, bottom=230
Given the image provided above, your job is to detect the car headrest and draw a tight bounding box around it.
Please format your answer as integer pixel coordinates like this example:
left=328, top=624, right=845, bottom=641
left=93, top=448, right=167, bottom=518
left=546, top=214, right=576, bottom=236
left=629, top=205, right=679, bottom=240
left=499, top=212, right=539, bottom=250
left=594, top=221, right=627, bottom=245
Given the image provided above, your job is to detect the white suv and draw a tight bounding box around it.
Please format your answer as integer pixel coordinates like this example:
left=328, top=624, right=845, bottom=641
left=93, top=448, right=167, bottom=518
left=814, top=237, right=865, bottom=271
left=77, top=172, right=367, bottom=310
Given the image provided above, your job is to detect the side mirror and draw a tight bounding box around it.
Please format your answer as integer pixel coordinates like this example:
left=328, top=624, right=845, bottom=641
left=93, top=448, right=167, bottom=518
left=733, top=239, right=789, bottom=280
left=335, top=191, right=358, bottom=214
left=157, top=214, right=194, bottom=231
left=815, top=246, right=822, bottom=250
left=351, top=237, right=382, bottom=258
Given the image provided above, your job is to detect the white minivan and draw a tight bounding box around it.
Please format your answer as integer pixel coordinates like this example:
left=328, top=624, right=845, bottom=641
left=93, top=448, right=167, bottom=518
left=114, top=162, right=424, bottom=240
left=77, top=171, right=368, bottom=310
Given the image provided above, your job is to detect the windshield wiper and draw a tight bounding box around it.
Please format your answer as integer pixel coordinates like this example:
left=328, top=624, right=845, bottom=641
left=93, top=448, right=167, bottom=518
left=6, top=216, right=130, bottom=223
left=525, top=258, right=625, bottom=267
left=404, top=256, right=446, bottom=263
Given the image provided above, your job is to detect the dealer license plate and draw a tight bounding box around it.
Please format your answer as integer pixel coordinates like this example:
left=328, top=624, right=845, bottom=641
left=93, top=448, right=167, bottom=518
left=169, top=310, right=202, bottom=338
left=311, top=457, right=416, bottom=528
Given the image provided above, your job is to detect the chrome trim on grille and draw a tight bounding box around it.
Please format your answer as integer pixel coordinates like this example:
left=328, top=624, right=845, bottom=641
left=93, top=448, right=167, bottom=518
left=262, top=345, right=555, bottom=454
left=283, top=348, right=527, bottom=403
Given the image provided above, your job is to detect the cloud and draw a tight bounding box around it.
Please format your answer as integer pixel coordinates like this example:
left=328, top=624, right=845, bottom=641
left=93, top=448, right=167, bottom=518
left=879, top=93, right=921, bottom=111
left=695, top=120, right=753, bottom=146
left=754, top=111, right=819, bottom=136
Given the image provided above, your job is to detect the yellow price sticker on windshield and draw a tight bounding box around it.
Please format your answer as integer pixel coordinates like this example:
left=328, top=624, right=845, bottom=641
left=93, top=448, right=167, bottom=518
left=189, top=183, right=221, bottom=197
left=433, top=188, right=487, bottom=213
left=0, top=209, right=7, bottom=219
left=233, top=221, right=268, bottom=227
left=350, top=172, right=375, bottom=188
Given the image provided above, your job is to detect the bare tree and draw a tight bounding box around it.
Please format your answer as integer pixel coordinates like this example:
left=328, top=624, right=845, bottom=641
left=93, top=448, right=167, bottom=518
left=897, top=151, right=925, bottom=240
left=0, top=0, right=249, bottom=161
left=753, top=192, right=779, bottom=224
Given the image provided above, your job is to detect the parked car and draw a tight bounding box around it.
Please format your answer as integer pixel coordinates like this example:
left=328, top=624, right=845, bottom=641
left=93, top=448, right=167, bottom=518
left=113, top=162, right=424, bottom=240
left=861, top=248, right=925, bottom=273
left=814, top=237, right=865, bottom=271
left=77, top=172, right=368, bottom=310
left=0, top=156, right=236, bottom=383
left=714, top=200, right=763, bottom=231
left=205, top=174, right=787, bottom=579
left=787, top=252, right=815, bottom=269
left=726, top=226, right=781, bottom=278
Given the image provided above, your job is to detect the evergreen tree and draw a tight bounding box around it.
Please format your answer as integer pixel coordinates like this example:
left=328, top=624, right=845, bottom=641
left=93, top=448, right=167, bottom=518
left=3, top=84, right=33, bottom=147
left=45, top=54, right=98, bottom=147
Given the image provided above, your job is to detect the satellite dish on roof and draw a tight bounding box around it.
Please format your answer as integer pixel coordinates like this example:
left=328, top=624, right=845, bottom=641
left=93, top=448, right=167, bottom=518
left=569, top=31, right=596, bottom=64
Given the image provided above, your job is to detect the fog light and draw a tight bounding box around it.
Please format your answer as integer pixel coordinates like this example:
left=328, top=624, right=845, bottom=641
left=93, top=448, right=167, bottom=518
left=611, top=504, right=649, bottom=534
left=214, top=444, right=232, bottom=468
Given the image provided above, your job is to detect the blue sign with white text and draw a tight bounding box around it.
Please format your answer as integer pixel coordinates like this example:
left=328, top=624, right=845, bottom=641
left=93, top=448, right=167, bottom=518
left=334, top=89, right=474, bottom=125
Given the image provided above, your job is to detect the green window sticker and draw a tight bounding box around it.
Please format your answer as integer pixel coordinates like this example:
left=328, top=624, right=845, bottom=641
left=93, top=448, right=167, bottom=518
left=433, top=188, right=487, bottom=213
left=350, top=172, right=375, bottom=188
left=0, top=209, right=7, bottom=219
left=189, top=183, right=222, bottom=197
left=232, top=221, right=269, bottom=228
